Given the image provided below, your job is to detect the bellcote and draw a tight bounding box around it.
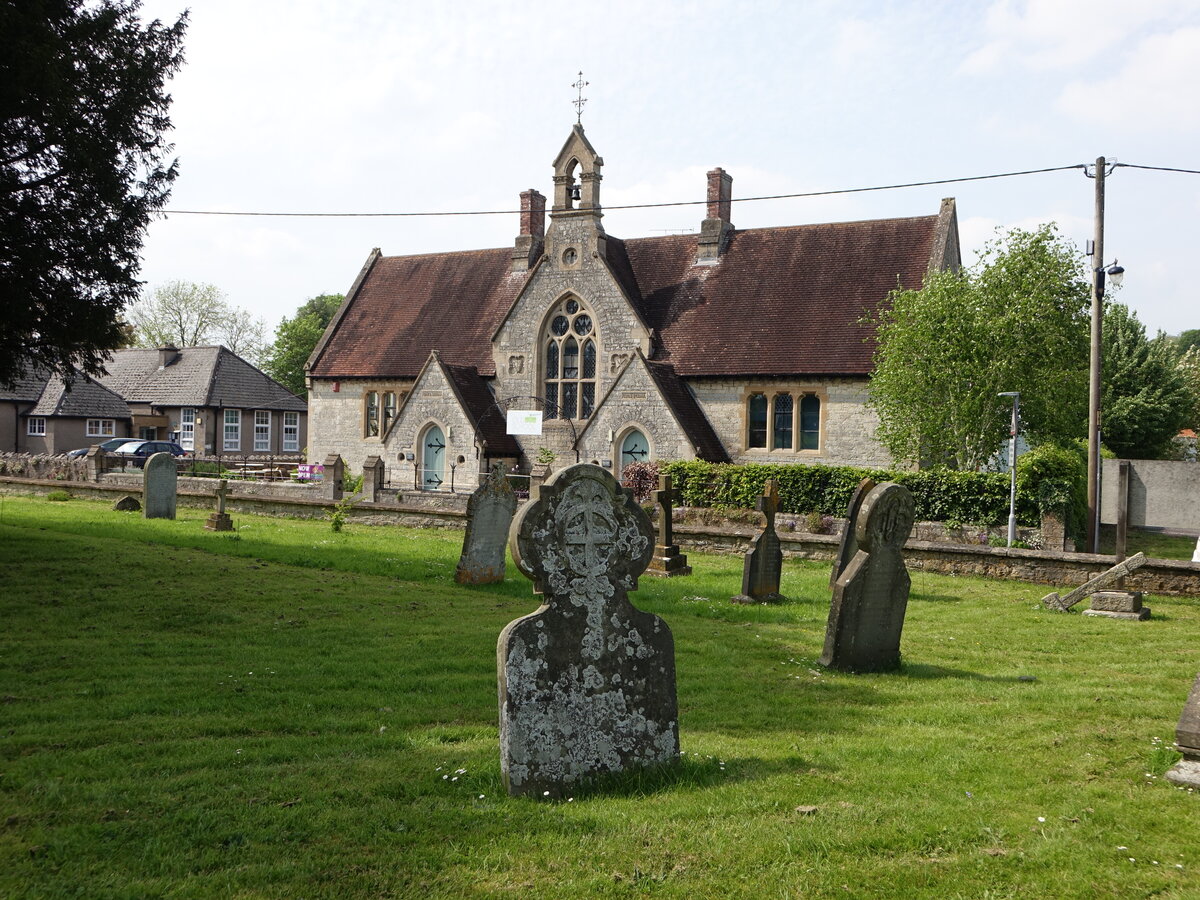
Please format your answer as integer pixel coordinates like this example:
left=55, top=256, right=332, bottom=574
left=550, top=124, right=604, bottom=228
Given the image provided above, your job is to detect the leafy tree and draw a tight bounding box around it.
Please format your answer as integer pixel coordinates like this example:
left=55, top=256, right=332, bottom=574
left=867, top=224, right=1091, bottom=470
left=261, top=293, right=344, bottom=398
left=1174, top=328, right=1200, bottom=358
left=1179, top=346, right=1200, bottom=431
left=0, top=1, right=187, bottom=388
left=125, top=280, right=267, bottom=364
left=1101, top=303, right=1194, bottom=458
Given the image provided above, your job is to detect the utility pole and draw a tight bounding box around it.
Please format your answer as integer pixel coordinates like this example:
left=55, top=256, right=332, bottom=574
left=1086, top=156, right=1106, bottom=555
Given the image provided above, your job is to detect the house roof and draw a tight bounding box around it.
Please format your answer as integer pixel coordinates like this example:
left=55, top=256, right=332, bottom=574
left=441, top=361, right=522, bottom=457
left=28, top=373, right=131, bottom=419
left=642, top=358, right=730, bottom=462
left=99, top=347, right=306, bottom=412
left=309, top=210, right=943, bottom=380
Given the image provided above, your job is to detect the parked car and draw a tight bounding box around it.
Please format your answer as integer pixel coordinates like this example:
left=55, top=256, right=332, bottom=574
left=109, top=440, right=188, bottom=467
left=66, top=437, right=137, bottom=457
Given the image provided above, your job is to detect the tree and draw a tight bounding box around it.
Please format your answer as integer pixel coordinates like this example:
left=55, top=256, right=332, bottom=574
left=125, top=280, right=268, bottom=364
left=1179, top=346, right=1200, bottom=431
left=0, top=1, right=187, bottom=388
left=261, top=293, right=344, bottom=398
left=1101, top=303, right=1194, bottom=459
left=1174, top=328, right=1200, bottom=358
left=867, top=224, right=1091, bottom=470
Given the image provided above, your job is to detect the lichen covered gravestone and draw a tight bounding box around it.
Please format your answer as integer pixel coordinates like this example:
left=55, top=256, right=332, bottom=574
left=1166, top=672, right=1200, bottom=788
left=830, top=477, right=876, bottom=589
left=455, top=464, right=517, bottom=585
left=498, top=463, right=679, bottom=798
left=731, top=480, right=785, bottom=604
left=820, top=481, right=916, bottom=672
left=204, top=479, right=234, bottom=532
left=142, top=452, right=177, bottom=520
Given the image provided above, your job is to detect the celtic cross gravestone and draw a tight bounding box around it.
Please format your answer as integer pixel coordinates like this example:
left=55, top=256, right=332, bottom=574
left=497, top=464, right=679, bottom=798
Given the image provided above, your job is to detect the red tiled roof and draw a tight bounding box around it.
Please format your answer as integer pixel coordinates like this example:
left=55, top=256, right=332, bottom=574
left=310, top=214, right=939, bottom=379
left=309, top=249, right=529, bottom=378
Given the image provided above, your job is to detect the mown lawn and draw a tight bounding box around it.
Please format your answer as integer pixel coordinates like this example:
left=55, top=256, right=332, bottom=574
left=1, top=494, right=1198, bottom=899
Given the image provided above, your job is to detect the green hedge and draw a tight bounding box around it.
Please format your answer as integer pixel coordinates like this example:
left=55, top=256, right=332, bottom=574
left=661, top=443, right=1086, bottom=532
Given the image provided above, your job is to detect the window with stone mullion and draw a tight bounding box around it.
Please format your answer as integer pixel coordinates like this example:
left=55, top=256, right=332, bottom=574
left=542, top=297, right=598, bottom=420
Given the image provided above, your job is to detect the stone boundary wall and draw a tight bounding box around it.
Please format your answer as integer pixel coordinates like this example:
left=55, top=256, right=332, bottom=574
left=3, top=475, right=1197, bottom=595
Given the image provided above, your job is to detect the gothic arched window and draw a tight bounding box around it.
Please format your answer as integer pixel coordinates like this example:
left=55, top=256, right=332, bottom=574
left=543, top=297, right=598, bottom=419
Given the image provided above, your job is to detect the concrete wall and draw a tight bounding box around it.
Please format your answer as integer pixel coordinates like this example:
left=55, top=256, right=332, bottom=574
left=1101, top=458, right=1200, bottom=532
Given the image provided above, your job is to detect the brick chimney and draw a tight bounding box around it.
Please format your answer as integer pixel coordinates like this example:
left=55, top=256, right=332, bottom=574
left=697, top=168, right=734, bottom=263
left=157, top=344, right=180, bottom=368
left=512, top=189, right=546, bottom=271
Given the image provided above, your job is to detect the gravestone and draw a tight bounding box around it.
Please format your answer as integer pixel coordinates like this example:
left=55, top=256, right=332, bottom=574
left=362, top=455, right=385, bottom=503
left=645, top=474, right=691, bottom=577
left=830, top=477, right=876, bottom=588
left=112, top=495, right=141, bottom=512
left=204, top=479, right=234, bottom=532
left=1042, top=552, right=1149, bottom=617
left=1166, top=672, right=1200, bottom=788
left=1192, top=537, right=1200, bottom=564
left=498, top=463, right=678, bottom=798
left=732, top=480, right=785, bottom=603
left=819, top=482, right=916, bottom=672
left=455, top=464, right=517, bottom=585
left=142, top=452, right=177, bottom=520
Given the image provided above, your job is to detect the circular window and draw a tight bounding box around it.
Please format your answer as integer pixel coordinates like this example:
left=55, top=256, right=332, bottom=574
left=573, top=314, right=592, bottom=336
left=565, top=298, right=579, bottom=313
left=562, top=248, right=578, bottom=266
left=551, top=315, right=570, bottom=336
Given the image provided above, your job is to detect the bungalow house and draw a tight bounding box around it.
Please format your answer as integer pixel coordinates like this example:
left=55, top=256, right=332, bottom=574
left=0, top=370, right=132, bottom=455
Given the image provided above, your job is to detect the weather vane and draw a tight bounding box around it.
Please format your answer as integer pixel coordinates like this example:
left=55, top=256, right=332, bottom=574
left=572, top=71, right=588, bottom=124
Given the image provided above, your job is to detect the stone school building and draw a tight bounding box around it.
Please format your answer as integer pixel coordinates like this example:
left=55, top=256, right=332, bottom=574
left=305, top=126, right=961, bottom=487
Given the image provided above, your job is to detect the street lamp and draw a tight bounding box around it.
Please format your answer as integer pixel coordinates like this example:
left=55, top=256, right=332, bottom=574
left=999, top=392, right=1020, bottom=547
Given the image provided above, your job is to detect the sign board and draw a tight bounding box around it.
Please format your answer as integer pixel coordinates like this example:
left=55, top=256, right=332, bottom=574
left=297, top=463, right=324, bottom=481
left=507, top=410, right=543, bottom=436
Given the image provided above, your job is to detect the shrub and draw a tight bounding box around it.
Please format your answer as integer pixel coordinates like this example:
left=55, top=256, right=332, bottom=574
left=46, top=490, right=71, bottom=502
left=621, top=461, right=662, bottom=504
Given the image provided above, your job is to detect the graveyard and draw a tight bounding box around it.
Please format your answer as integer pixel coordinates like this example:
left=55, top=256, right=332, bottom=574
left=2, top=492, right=1200, bottom=898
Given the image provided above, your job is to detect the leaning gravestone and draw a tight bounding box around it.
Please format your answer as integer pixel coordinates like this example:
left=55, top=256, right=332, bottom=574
left=498, top=463, right=678, bottom=798
left=455, top=464, right=517, bottom=585
left=830, top=477, right=876, bottom=588
left=204, top=479, right=234, bottom=532
left=112, top=495, right=141, bottom=512
left=732, top=480, right=785, bottom=603
left=1166, top=672, right=1200, bottom=788
left=142, top=452, right=177, bottom=520
left=820, top=482, right=916, bottom=672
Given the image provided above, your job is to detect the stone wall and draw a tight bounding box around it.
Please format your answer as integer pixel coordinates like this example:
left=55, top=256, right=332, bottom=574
left=1101, top=458, right=1200, bottom=532
left=307, top=377, right=415, bottom=473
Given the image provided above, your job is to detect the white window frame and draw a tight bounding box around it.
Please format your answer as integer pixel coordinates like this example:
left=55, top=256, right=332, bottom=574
left=283, top=411, right=299, bottom=452
left=254, top=410, right=271, bottom=451
left=223, top=409, right=241, bottom=451
left=87, top=418, right=115, bottom=437
left=180, top=407, right=195, bottom=451
left=27, top=417, right=46, bottom=436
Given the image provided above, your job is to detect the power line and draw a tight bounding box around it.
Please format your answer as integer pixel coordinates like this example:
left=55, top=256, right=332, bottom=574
left=159, top=161, right=1194, bottom=219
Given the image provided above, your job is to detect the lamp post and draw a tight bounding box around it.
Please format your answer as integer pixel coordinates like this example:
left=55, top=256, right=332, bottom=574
left=999, top=391, right=1020, bottom=547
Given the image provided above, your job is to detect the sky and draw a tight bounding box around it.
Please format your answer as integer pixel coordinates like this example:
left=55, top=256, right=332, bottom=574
left=134, top=0, right=1200, bottom=340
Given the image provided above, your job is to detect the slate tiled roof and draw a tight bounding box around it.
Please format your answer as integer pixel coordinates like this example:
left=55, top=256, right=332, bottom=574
left=99, top=347, right=306, bottom=411
left=643, top=359, right=729, bottom=463
left=309, top=213, right=940, bottom=380
left=28, top=374, right=130, bottom=419
left=442, top=362, right=521, bottom=457
left=309, top=249, right=530, bottom=379
left=0, top=370, right=52, bottom=403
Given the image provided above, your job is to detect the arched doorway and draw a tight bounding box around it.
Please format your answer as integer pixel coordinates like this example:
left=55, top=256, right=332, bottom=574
left=619, top=429, right=649, bottom=470
left=421, top=424, right=446, bottom=490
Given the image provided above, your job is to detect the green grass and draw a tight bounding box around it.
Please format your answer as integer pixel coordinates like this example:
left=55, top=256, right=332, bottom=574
left=1, top=495, right=1199, bottom=898
left=1097, top=524, right=1198, bottom=561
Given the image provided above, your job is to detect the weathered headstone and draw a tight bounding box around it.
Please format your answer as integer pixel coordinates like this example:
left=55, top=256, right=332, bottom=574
left=204, top=479, right=234, bottom=532
left=830, top=477, right=876, bottom=588
left=1041, top=552, right=1149, bottom=617
left=498, top=463, right=678, bottom=798
left=1166, top=672, right=1200, bottom=788
left=455, top=464, right=517, bottom=585
left=112, top=495, right=140, bottom=512
left=732, top=480, right=785, bottom=604
left=142, top=452, right=177, bottom=520
left=362, top=455, right=385, bottom=503
left=1192, top=537, right=1200, bottom=564
left=645, top=474, right=691, bottom=578
left=819, top=482, right=916, bottom=672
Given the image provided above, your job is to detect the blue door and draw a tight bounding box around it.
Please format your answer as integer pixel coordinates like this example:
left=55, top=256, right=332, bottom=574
left=422, top=425, right=445, bottom=490
left=620, top=429, right=649, bottom=469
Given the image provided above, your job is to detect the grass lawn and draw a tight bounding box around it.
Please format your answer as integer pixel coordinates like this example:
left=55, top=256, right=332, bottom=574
left=1, top=494, right=1199, bottom=899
